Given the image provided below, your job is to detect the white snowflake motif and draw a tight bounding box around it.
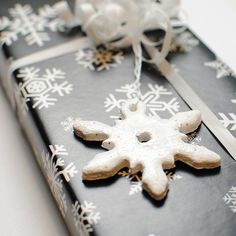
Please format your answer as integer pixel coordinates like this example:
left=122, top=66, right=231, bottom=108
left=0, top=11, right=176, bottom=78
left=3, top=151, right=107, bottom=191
left=187, top=131, right=202, bottom=145
left=16, top=67, right=72, bottom=110
left=118, top=170, right=142, bottom=196
left=223, top=186, right=236, bottom=213
left=204, top=59, right=236, bottom=79
left=61, top=116, right=81, bottom=132
left=105, top=82, right=180, bottom=119
left=41, top=145, right=78, bottom=217
left=171, top=31, right=199, bottom=53
left=118, top=169, right=182, bottom=196
left=75, top=47, right=124, bottom=71
left=0, top=4, right=64, bottom=47
left=72, top=200, right=101, bottom=236
left=165, top=170, right=183, bottom=181
left=218, top=113, right=236, bottom=131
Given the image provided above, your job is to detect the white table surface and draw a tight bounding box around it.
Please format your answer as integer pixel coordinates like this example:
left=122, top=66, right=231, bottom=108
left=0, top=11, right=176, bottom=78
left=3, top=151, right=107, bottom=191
left=0, top=1, right=235, bottom=235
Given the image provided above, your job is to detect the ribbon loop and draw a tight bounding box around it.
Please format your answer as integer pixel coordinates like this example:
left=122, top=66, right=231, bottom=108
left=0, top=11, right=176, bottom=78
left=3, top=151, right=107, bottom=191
left=64, top=0, right=181, bottom=68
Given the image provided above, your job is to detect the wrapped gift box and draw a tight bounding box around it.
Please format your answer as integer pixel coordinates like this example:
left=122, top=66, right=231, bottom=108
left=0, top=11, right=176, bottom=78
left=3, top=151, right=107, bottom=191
left=0, top=0, right=236, bottom=235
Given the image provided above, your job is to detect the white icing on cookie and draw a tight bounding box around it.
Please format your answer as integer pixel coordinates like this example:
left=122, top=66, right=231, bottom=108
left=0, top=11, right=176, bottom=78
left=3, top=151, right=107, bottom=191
left=74, top=100, right=221, bottom=200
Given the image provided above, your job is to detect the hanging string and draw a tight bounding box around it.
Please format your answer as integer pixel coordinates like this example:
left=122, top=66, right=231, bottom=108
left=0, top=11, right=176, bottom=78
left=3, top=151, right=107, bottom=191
left=69, top=0, right=180, bottom=101
left=133, top=43, right=142, bottom=100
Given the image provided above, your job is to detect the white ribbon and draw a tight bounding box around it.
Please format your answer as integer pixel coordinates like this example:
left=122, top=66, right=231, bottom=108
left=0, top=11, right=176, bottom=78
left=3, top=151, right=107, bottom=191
left=64, top=0, right=181, bottom=82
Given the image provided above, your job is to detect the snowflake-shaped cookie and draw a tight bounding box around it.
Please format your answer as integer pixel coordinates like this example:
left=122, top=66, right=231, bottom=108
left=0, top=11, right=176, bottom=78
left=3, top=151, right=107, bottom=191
left=74, top=100, right=220, bottom=200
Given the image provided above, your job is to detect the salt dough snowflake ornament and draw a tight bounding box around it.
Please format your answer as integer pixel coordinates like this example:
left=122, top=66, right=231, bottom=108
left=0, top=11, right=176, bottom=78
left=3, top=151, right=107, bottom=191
left=74, top=100, right=221, bottom=200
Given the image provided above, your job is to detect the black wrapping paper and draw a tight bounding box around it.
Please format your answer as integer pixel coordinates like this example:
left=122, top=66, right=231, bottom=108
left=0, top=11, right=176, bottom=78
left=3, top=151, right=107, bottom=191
left=1, top=1, right=236, bottom=236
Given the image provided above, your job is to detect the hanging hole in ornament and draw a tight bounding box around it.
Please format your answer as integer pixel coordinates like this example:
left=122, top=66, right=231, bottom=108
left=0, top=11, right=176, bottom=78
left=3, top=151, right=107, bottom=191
left=137, top=132, right=151, bottom=143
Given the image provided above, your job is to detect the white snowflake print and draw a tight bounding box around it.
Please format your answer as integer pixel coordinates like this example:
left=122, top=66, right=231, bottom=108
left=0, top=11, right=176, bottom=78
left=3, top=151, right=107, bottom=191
left=204, top=59, right=236, bottom=79
left=104, top=82, right=180, bottom=119
left=75, top=47, right=124, bottom=71
left=118, top=169, right=182, bottom=196
left=118, top=170, right=142, bottom=196
left=72, top=200, right=101, bottom=236
left=223, top=186, right=236, bottom=213
left=218, top=113, right=236, bottom=131
left=165, top=170, right=183, bottom=181
left=0, top=4, right=64, bottom=47
left=16, top=67, right=72, bottom=110
left=171, top=31, right=199, bottom=53
left=61, top=116, right=81, bottom=132
left=41, top=145, right=78, bottom=217
left=187, top=131, right=202, bottom=145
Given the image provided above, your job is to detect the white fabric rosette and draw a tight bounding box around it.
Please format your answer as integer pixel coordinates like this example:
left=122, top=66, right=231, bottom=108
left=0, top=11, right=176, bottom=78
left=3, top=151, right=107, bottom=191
left=57, top=0, right=182, bottom=80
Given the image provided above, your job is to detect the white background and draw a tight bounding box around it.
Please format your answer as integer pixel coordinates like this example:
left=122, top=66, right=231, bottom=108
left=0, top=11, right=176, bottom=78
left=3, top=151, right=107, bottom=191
left=0, top=1, right=235, bottom=235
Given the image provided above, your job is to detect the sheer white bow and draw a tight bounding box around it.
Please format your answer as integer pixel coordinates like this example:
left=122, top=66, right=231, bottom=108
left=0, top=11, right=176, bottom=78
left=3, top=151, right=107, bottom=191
left=72, top=0, right=181, bottom=83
